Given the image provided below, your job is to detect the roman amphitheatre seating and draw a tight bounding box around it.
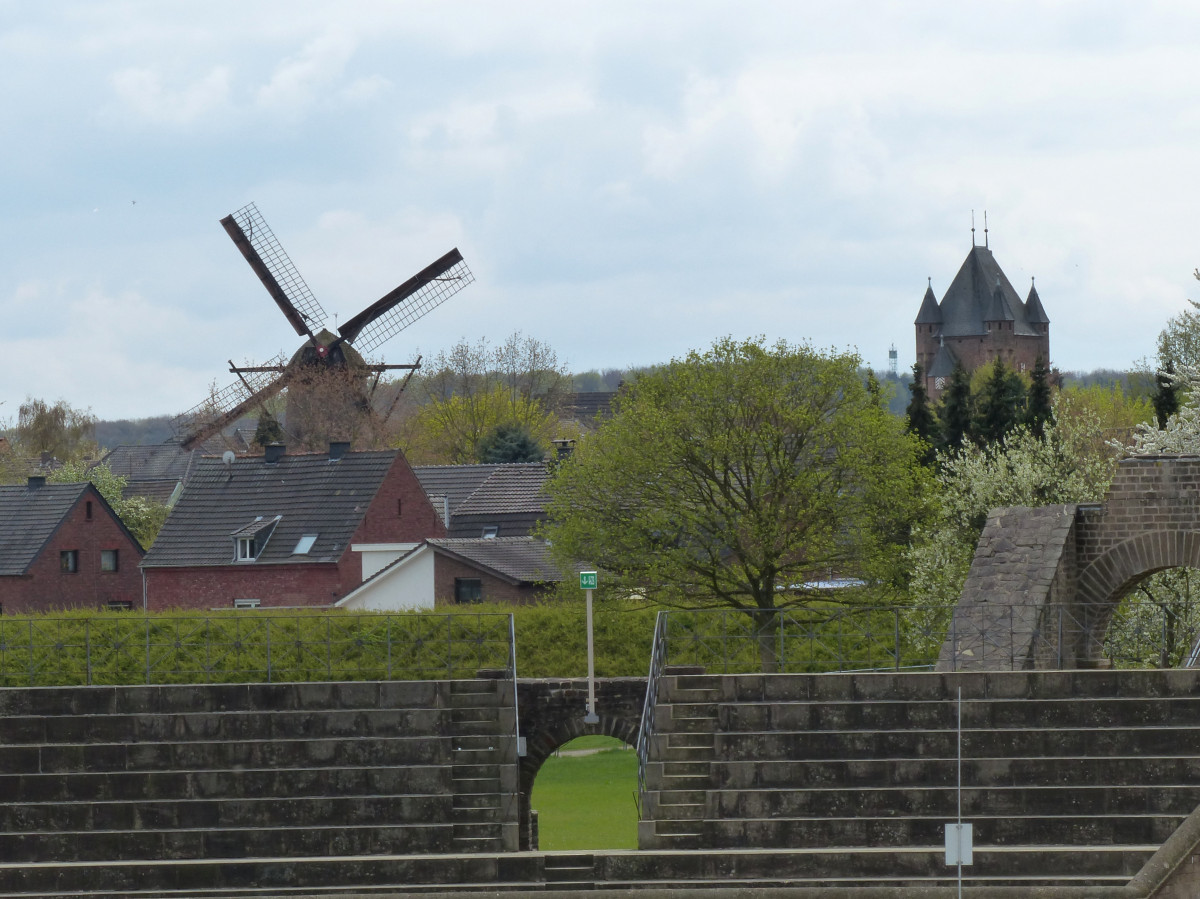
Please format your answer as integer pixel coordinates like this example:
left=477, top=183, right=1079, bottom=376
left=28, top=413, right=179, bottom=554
left=638, top=668, right=1200, bottom=888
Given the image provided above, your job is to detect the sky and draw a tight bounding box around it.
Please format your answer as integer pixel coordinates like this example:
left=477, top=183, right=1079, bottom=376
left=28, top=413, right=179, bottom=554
left=3, top=1, right=1200, bottom=422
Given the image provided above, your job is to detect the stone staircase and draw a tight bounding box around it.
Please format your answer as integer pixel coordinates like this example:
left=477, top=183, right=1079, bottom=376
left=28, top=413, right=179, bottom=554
left=0, top=679, right=519, bottom=896
left=637, top=669, right=1200, bottom=887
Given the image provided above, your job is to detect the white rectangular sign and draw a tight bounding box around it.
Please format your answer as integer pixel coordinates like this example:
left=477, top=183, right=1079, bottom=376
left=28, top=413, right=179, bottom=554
left=945, top=822, right=973, bottom=866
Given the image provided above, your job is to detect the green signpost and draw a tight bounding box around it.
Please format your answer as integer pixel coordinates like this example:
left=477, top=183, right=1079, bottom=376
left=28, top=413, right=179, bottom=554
left=581, top=571, right=599, bottom=723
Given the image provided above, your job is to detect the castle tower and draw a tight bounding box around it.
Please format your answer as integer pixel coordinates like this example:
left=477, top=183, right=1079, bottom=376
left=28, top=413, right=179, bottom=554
left=915, top=242, right=1050, bottom=399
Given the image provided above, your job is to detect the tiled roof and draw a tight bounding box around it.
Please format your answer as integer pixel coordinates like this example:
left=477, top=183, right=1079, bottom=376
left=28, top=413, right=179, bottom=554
left=561, top=392, right=616, bottom=420
left=0, top=482, right=88, bottom=576
left=428, top=536, right=563, bottom=583
left=141, top=450, right=399, bottom=568
left=454, top=464, right=548, bottom=517
left=414, top=463, right=549, bottom=520
left=937, top=246, right=1039, bottom=339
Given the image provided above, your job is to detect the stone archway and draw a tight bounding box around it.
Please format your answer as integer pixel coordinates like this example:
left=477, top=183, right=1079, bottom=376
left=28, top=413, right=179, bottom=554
left=515, top=678, right=646, bottom=850
left=942, top=456, right=1200, bottom=671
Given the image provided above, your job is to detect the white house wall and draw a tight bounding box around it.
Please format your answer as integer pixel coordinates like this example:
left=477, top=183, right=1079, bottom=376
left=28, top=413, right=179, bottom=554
left=338, top=547, right=436, bottom=611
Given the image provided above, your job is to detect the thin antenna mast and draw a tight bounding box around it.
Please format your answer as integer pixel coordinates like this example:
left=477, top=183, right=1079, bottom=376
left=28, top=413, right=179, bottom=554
left=971, top=210, right=975, bottom=246
left=984, top=211, right=989, bottom=249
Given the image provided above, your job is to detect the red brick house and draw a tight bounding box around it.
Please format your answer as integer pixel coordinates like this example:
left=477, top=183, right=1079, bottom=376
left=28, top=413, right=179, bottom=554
left=140, top=444, right=446, bottom=610
left=336, top=537, right=565, bottom=611
left=0, top=477, right=145, bottom=614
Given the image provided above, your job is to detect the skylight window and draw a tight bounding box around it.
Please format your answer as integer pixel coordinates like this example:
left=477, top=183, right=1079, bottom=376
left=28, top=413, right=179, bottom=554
left=293, top=534, right=318, bottom=555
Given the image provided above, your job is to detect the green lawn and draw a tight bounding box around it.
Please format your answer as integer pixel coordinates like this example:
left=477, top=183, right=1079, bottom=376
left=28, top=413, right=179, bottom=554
left=530, top=737, right=639, bottom=850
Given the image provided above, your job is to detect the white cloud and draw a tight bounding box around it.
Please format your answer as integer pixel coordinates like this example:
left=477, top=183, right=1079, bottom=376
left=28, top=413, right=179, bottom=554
left=109, top=65, right=232, bottom=126
left=255, top=30, right=357, bottom=111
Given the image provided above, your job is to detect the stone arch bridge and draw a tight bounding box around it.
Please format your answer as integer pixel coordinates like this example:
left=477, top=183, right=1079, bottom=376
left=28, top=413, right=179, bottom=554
left=942, top=455, right=1200, bottom=670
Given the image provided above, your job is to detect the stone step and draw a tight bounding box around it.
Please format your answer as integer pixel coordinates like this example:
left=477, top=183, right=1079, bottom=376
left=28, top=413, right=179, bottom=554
left=700, top=813, right=1185, bottom=848
left=708, top=754, right=1200, bottom=790
left=0, top=681, right=446, bottom=718
left=0, top=764, right=453, bottom=803
left=716, top=695, right=1200, bottom=732
left=0, top=793, right=452, bottom=831
left=656, top=789, right=706, bottom=805
left=0, top=707, right=449, bottom=745
left=0, top=736, right=450, bottom=773
left=667, top=732, right=714, bottom=749
left=713, top=725, right=1200, bottom=760
left=707, top=784, right=1200, bottom=819
left=0, top=822, right=455, bottom=863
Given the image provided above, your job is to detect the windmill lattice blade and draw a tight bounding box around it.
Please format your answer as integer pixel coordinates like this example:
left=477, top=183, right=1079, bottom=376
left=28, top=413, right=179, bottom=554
left=223, top=203, right=327, bottom=338
left=338, top=248, right=473, bottom=355
left=169, top=354, right=288, bottom=447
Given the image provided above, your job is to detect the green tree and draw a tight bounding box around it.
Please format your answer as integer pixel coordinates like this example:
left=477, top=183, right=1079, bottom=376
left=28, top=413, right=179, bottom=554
left=252, top=412, right=285, bottom=450
left=544, top=337, right=931, bottom=670
left=973, top=359, right=1026, bottom=445
left=477, top=422, right=545, bottom=463
left=48, top=461, right=170, bottom=549
left=905, top=363, right=937, bottom=463
left=937, top=362, right=973, bottom=451
left=399, top=332, right=569, bottom=464
left=1024, top=357, right=1054, bottom=438
left=1152, top=359, right=1180, bottom=429
left=13, top=398, right=97, bottom=462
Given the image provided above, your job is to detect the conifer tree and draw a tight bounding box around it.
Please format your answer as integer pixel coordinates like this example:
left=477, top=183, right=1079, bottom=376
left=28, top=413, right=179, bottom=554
left=905, top=363, right=937, bottom=462
left=975, top=359, right=1026, bottom=445
left=937, top=362, right=973, bottom=451
left=1024, top=357, right=1054, bottom=438
left=1153, top=359, right=1181, bottom=429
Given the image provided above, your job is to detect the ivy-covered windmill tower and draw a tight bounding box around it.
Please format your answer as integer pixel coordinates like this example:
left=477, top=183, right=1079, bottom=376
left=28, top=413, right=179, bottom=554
left=915, top=222, right=1050, bottom=400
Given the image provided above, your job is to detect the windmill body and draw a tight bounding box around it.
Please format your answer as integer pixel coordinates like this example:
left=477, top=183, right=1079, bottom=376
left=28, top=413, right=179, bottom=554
left=171, top=203, right=473, bottom=450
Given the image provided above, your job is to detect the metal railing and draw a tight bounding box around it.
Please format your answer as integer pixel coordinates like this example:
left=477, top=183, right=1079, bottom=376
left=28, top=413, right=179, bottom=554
left=649, top=601, right=1200, bottom=674
left=635, top=610, right=670, bottom=812
left=0, top=612, right=516, bottom=687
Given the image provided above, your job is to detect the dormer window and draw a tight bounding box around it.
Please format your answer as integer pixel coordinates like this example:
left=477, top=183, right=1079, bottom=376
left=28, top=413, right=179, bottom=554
left=231, top=516, right=281, bottom=562
left=481, top=526, right=498, bottom=539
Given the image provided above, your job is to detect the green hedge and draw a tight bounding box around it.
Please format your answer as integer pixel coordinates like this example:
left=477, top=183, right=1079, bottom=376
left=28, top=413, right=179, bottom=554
left=0, top=600, right=945, bottom=687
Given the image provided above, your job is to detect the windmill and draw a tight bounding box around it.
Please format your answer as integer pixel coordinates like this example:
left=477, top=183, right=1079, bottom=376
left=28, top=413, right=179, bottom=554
left=170, top=203, right=473, bottom=450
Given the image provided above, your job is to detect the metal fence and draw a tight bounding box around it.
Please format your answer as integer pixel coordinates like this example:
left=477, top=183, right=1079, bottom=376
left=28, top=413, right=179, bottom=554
left=0, top=612, right=517, bottom=687
left=652, top=601, right=1200, bottom=674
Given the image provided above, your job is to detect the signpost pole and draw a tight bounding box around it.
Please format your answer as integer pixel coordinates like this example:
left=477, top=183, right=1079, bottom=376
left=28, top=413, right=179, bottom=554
left=581, top=571, right=599, bottom=724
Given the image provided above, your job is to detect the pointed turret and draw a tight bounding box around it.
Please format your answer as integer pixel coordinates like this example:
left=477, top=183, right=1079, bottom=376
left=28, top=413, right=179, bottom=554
left=1025, top=278, right=1049, bottom=325
left=915, top=279, right=941, bottom=325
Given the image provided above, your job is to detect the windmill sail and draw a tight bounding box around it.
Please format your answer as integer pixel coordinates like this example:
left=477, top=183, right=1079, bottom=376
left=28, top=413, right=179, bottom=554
left=337, top=248, right=473, bottom=355
left=170, top=354, right=289, bottom=450
left=221, top=203, right=327, bottom=339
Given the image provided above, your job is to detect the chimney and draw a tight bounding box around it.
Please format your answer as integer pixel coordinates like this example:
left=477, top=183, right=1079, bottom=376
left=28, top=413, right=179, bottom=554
left=27, top=475, right=46, bottom=489
left=264, top=443, right=286, bottom=464
left=329, top=441, right=351, bottom=462
left=553, top=439, right=576, bottom=462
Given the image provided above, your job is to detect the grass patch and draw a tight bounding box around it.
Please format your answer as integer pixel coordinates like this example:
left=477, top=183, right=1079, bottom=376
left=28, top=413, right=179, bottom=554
left=531, top=745, right=639, bottom=850
left=558, top=735, right=627, bottom=752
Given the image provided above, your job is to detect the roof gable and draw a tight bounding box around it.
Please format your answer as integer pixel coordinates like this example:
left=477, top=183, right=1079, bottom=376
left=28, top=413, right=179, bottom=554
left=142, top=450, right=399, bottom=568
left=0, top=482, right=90, bottom=575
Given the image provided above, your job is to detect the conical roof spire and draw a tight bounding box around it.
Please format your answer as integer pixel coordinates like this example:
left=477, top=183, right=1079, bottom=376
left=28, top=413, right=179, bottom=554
left=1025, top=277, right=1050, bottom=324
left=915, top=277, right=941, bottom=324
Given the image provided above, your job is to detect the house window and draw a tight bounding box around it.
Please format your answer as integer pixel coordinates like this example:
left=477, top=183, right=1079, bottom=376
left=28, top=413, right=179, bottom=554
left=60, top=550, right=78, bottom=573
left=101, top=550, right=119, bottom=572
left=935, top=377, right=946, bottom=391
left=234, top=598, right=261, bottom=609
left=237, top=537, right=258, bottom=561
left=107, top=600, right=133, bottom=611
left=481, top=526, right=498, bottom=539
left=85, top=501, right=93, bottom=520
left=455, top=578, right=483, bottom=604
left=293, top=534, right=318, bottom=555
left=397, top=499, right=403, bottom=517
